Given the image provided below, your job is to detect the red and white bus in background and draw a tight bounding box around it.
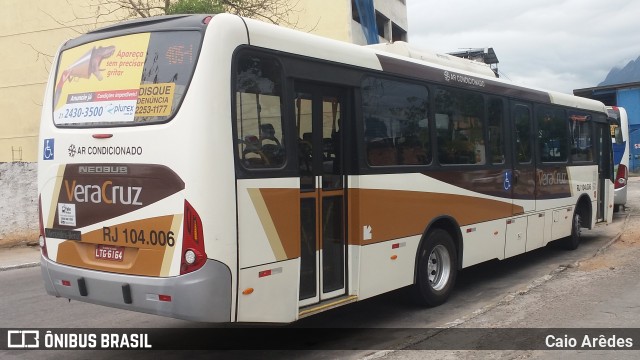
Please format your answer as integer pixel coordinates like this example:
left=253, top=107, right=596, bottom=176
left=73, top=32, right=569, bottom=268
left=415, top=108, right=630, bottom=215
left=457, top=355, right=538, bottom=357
left=38, top=14, right=615, bottom=323
left=607, top=106, right=629, bottom=212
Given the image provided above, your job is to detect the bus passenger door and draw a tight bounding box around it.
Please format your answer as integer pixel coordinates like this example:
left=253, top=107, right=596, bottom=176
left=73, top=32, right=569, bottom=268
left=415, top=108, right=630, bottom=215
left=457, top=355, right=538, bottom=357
left=295, top=83, right=347, bottom=307
left=596, top=122, right=614, bottom=223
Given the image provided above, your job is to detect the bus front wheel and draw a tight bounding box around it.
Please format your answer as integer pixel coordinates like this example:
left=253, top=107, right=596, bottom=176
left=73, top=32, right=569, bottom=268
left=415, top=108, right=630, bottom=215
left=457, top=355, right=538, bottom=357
left=411, top=229, right=457, bottom=307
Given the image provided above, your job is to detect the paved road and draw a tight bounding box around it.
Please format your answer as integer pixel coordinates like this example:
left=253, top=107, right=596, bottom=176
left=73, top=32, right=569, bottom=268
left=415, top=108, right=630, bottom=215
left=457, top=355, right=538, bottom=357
left=380, top=178, right=640, bottom=359
left=0, top=183, right=632, bottom=359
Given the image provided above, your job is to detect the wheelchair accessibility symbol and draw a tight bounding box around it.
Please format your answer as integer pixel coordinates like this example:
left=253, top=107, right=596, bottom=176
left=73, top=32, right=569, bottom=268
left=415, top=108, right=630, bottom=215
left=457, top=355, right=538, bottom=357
left=43, top=138, right=54, bottom=160
left=504, top=170, right=512, bottom=191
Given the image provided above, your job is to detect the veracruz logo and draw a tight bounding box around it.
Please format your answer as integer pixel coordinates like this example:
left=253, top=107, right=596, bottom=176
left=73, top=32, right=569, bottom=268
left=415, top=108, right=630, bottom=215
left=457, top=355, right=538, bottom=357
left=64, top=180, right=142, bottom=205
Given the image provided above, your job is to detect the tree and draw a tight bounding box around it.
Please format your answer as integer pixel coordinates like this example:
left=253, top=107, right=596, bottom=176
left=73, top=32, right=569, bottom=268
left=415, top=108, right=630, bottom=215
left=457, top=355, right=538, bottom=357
left=96, top=0, right=300, bottom=25
left=166, top=0, right=223, bottom=15
left=28, top=0, right=301, bottom=69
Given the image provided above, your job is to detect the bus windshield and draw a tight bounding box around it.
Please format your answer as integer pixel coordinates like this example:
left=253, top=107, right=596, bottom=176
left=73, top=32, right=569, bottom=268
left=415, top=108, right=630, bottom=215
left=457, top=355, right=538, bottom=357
left=52, top=31, right=201, bottom=127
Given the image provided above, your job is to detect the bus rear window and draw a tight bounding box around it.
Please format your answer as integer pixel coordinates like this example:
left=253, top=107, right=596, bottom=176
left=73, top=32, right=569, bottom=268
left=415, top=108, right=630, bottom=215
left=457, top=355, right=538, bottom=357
left=52, top=31, right=201, bottom=127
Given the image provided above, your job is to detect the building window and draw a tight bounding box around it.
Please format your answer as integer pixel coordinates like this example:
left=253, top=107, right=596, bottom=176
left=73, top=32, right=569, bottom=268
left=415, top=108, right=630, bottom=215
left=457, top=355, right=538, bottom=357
left=352, top=1, right=360, bottom=23
left=392, top=23, right=407, bottom=42
left=375, top=11, right=389, bottom=40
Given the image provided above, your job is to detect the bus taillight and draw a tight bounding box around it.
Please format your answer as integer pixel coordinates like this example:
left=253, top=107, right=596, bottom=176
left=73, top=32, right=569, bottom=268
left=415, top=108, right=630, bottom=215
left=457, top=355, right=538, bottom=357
left=38, top=196, right=49, bottom=259
left=180, top=200, right=206, bottom=275
left=615, top=164, right=628, bottom=189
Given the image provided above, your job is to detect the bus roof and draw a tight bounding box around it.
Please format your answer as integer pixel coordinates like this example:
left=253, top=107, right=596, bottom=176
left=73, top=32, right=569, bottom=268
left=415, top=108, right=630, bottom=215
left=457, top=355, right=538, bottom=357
left=61, top=13, right=607, bottom=115
left=239, top=15, right=607, bottom=114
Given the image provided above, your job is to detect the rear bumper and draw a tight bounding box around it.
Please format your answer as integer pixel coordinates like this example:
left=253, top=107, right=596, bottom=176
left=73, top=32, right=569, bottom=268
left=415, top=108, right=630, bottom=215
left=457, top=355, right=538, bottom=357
left=614, top=186, right=627, bottom=206
left=41, top=255, right=232, bottom=322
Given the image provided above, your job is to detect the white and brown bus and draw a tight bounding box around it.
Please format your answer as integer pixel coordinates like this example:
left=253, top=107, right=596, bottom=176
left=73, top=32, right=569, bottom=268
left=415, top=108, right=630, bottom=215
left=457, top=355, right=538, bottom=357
left=38, top=14, right=614, bottom=323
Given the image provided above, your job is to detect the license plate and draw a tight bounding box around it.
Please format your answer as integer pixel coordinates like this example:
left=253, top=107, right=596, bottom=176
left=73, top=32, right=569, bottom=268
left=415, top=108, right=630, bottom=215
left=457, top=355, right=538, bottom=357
left=95, top=244, right=124, bottom=261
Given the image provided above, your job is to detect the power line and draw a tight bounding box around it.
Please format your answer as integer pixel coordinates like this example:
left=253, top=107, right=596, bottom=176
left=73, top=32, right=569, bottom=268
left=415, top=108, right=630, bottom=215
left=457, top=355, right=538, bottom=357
left=498, top=70, right=512, bottom=82
left=0, top=135, right=39, bottom=140
left=0, top=20, right=114, bottom=39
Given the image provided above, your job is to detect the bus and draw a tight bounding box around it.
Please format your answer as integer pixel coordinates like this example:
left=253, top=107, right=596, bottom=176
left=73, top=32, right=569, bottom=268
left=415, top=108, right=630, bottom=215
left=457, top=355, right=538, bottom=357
left=38, top=14, right=615, bottom=323
left=607, top=106, right=629, bottom=212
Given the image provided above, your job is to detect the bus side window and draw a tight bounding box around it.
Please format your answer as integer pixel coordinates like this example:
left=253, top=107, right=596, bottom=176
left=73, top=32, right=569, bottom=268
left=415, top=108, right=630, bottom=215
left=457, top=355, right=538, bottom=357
left=234, top=54, right=286, bottom=169
left=513, top=105, right=532, bottom=163
left=365, top=118, right=396, bottom=166
left=537, top=106, right=568, bottom=163
left=435, top=87, right=485, bottom=165
left=259, top=123, right=284, bottom=165
left=361, top=77, right=430, bottom=167
left=488, top=97, right=506, bottom=164
left=569, top=112, right=593, bottom=162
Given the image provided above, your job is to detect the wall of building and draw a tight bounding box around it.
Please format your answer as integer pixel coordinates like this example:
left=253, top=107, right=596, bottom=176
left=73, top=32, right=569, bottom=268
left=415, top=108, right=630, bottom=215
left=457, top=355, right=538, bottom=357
left=373, top=0, right=408, bottom=37
left=618, top=89, right=640, bottom=126
left=0, top=1, right=123, bottom=244
left=351, top=0, right=408, bottom=45
left=283, top=0, right=352, bottom=42
left=0, top=0, right=122, bottom=162
left=617, top=88, right=640, bottom=171
left=0, top=162, right=38, bottom=245
left=285, top=0, right=408, bottom=45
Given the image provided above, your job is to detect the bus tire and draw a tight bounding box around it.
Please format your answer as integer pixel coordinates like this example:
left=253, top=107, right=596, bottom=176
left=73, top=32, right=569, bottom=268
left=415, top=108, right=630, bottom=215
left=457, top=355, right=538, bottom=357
left=411, top=229, right=457, bottom=307
left=560, top=210, right=581, bottom=250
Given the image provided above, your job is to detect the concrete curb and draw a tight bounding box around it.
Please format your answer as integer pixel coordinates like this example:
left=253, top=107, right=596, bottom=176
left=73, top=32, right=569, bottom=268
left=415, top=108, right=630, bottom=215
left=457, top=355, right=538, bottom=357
left=592, top=211, right=631, bottom=257
left=0, top=261, right=40, bottom=272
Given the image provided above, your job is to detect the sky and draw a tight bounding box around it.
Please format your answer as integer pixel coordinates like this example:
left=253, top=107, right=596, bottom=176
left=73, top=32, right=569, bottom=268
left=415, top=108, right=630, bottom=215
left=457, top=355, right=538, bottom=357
left=406, top=0, right=640, bottom=94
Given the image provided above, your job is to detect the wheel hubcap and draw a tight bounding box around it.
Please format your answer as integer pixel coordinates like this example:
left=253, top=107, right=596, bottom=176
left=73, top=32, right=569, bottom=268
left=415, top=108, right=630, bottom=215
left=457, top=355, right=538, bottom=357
left=428, top=244, right=451, bottom=291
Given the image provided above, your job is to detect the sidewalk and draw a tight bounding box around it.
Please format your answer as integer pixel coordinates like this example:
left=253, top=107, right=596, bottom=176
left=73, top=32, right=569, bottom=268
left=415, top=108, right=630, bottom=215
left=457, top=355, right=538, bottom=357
left=0, top=245, right=40, bottom=271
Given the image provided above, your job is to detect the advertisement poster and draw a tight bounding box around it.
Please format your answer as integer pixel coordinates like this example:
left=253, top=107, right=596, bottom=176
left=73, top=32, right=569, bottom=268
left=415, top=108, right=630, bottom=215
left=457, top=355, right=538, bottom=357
left=53, top=33, right=151, bottom=124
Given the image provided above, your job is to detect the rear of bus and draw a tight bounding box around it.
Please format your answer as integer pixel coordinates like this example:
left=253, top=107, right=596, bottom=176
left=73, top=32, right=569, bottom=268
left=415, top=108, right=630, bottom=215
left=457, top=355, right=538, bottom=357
left=607, top=106, right=629, bottom=211
left=38, top=15, right=241, bottom=322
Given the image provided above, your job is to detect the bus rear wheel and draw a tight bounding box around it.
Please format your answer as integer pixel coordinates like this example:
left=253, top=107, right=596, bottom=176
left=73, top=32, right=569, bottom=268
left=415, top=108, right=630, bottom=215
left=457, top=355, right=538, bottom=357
left=560, top=211, right=581, bottom=250
left=411, top=229, right=457, bottom=307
